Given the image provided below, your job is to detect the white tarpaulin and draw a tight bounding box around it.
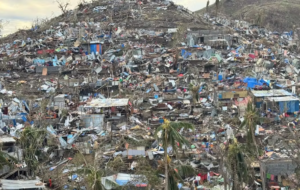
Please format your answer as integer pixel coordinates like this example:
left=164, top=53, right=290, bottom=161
left=1, top=179, right=45, bottom=189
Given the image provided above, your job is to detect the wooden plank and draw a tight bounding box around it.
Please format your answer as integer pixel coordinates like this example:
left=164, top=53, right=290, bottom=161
left=42, top=67, right=47, bottom=76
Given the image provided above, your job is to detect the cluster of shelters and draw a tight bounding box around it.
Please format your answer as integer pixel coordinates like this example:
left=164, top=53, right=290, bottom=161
left=0, top=0, right=300, bottom=190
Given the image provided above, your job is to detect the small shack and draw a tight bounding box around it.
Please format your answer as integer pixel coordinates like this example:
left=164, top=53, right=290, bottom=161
left=250, top=89, right=293, bottom=109
left=82, top=98, right=129, bottom=123
left=264, top=96, right=300, bottom=113
left=90, top=42, right=103, bottom=55
left=0, top=137, right=16, bottom=153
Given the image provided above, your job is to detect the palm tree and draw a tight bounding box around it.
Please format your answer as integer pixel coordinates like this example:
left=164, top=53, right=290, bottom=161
left=155, top=119, right=194, bottom=190
left=206, top=0, right=210, bottom=13
left=19, top=127, right=46, bottom=177
left=240, top=101, right=262, bottom=157
left=158, top=159, right=195, bottom=190
left=227, top=138, right=248, bottom=190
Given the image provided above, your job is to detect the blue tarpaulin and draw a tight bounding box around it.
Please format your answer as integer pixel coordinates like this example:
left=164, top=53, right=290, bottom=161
left=243, top=77, right=268, bottom=88
left=21, top=116, right=27, bottom=122
left=284, top=58, right=289, bottom=64
left=90, top=44, right=96, bottom=53
left=181, top=49, right=192, bottom=59
left=159, top=118, right=164, bottom=123
left=33, top=58, right=45, bottom=65
left=52, top=55, right=58, bottom=66
left=198, top=86, right=203, bottom=93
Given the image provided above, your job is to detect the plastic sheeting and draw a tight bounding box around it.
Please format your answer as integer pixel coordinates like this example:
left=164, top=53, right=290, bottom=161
left=1, top=179, right=45, bottom=189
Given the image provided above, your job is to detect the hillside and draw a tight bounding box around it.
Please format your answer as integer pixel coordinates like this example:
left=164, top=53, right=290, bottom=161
left=197, top=0, right=300, bottom=31
left=0, top=1, right=210, bottom=44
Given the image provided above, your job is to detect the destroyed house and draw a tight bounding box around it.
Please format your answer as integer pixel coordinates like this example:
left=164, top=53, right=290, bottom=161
left=81, top=42, right=108, bottom=55
left=90, top=42, right=103, bottom=55
left=0, top=137, right=17, bottom=176
left=81, top=98, right=129, bottom=123
left=260, top=159, right=297, bottom=190
left=217, top=89, right=248, bottom=107
left=101, top=173, right=147, bottom=190
left=0, top=137, right=16, bottom=153
left=186, top=30, right=233, bottom=46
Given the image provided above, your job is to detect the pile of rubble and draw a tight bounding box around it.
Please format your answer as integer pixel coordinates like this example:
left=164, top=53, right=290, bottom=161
left=1, top=1, right=300, bottom=190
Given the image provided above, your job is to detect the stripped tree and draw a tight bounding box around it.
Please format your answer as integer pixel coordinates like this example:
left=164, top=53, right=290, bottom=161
left=56, top=0, right=70, bottom=16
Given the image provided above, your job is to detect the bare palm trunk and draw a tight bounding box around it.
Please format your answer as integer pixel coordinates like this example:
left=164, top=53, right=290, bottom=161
left=164, top=148, right=168, bottom=190
left=251, top=124, right=259, bottom=157
left=220, top=157, right=227, bottom=190
left=232, top=163, right=238, bottom=190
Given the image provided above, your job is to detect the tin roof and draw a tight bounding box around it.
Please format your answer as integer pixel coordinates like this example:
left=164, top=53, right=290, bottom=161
left=251, top=89, right=292, bottom=97
left=0, top=137, right=16, bottom=143
left=266, top=96, right=299, bottom=102
left=85, top=99, right=129, bottom=108
left=1, top=179, right=45, bottom=189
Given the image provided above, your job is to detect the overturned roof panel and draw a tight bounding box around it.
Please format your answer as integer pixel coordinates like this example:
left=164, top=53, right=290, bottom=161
left=85, top=99, right=129, bottom=107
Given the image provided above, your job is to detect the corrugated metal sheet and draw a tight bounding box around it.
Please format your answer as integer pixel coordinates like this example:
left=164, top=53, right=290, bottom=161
left=90, top=44, right=96, bottom=54
left=279, top=102, right=285, bottom=113
left=256, top=102, right=262, bottom=108
left=295, top=101, right=299, bottom=112
left=36, top=66, right=60, bottom=73
left=85, top=99, right=129, bottom=108
left=251, top=89, right=292, bottom=97
left=218, top=91, right=248, bottom=99
left=266, top=96, right=299, bottom=102
left=278, top=100, right=299, bottom=113
left=122, top=149, right=146, bottom=157
left=81, top=114, right=105, bottom=129
left=90, top=44, right=102, bottom=55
